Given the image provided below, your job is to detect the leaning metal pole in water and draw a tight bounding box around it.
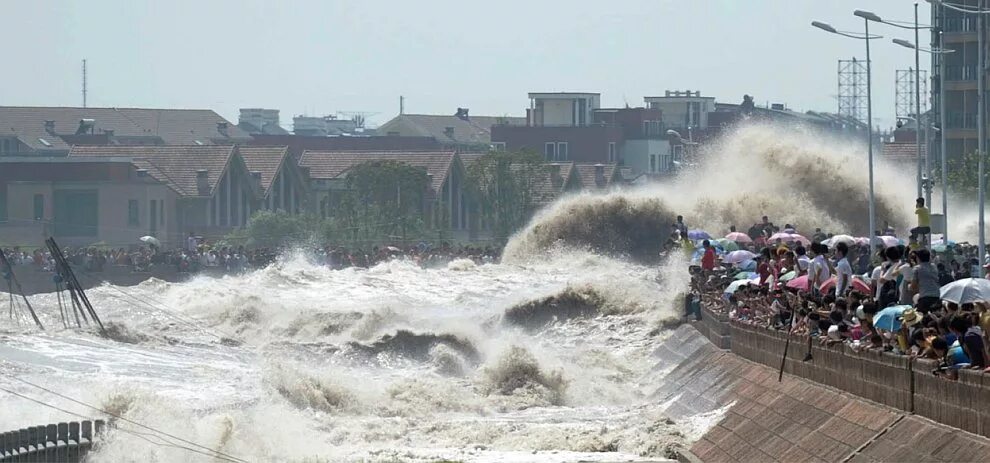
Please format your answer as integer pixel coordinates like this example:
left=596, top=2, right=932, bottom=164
left=0, top=249, right=44, bottom=330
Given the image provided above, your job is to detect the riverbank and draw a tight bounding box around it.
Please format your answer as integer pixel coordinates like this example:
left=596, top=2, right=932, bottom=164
left=658, top=308, right=990, bottom=462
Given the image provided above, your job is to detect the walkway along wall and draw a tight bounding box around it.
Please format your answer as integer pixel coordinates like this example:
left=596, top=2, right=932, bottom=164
left=700, top=305, right=990, bottom=438
left=659, top=315, right=990, bottom=462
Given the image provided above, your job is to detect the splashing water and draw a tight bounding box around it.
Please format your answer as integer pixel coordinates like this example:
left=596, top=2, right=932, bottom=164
left=505, top=123, right=935, bottom=261
left=1, top=123, right=959, bottom=462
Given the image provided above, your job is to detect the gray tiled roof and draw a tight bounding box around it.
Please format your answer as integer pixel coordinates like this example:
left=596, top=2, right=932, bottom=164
left=68, top=145, right=237, bottom=197
left=377, top=114, right=524, bottom=145
left=0, top=106, right=250, bottom=151
left=573, top=163, right=620, bottom=190
left=239, top=146, right=290, bottom=196
left=299, top=150, right=456, bottom=193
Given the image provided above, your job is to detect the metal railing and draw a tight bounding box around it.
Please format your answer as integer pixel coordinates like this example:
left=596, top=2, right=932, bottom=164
left=945, top=65, right=978, bottom=81
left=0, top=420, right=105, bottom=462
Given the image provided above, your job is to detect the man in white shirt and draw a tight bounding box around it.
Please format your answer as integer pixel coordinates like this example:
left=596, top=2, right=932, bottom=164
left=796, top=246, right=811, bottom=275
left=186, top=232, right=198, bottom=252
left=810, top=243, right=832, bottom=294
left=835, top=242, right=853, bottom=296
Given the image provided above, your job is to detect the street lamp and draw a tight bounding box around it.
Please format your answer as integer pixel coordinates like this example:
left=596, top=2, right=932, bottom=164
left=929, top=0, right=988, bottom=263
left=813, top=17, right=883, bottom=248
left=857, top=6, right=929, bottom=204
left=893, top=34, right=956, bottom=240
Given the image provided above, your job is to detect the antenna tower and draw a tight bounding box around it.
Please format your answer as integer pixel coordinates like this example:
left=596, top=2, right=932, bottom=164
left=837, top=58, right=868, bottom=123
left=895, top=68, right=929, bottom=119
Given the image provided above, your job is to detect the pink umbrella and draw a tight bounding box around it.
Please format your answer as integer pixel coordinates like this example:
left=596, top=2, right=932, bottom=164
left=877, top=235, right=903, bottom=248
left=786, top=275, right=811, bottom=291
left=768, top=232, right=811, bottom=246
left=818, top=276, right=871, bottom=294
left=725, top=232, right=753, bottom=243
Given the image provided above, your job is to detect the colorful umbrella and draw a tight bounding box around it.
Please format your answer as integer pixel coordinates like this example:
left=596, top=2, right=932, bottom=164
left=724, top=278, right=760, bottom=294
left=735, top=271, right=758, bottom=280
left=786, top=275, right=811, bottom=291
left=713, top=238, right=739, bottom=252
left=688, top=230, right=711, bottom=240
left=768, top=232, right=811, bottom=246
left=873, top=305, right=911, bottom=331
left=725, top=232, right=753, bottom=244
left=877, top=236, right=903, bottom=248
left=723, top=250, right=757, bottom=264
left=940, top=278, right=990, bottom=304
left=779, top=270, right=797, bottom=282
left=823, top=234, right=856, bottom=247
left=738, top=259, right=757, bottom=271
left=818, top=275, right=871, bottom=295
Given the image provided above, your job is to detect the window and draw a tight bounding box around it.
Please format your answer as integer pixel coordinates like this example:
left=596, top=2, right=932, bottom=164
left=33, top=194, right=44, bottom=220
left=544, top=142, right=556, bottom=161
left=128, top=199, right=139, bottom=226
left=662, top=154, right=672, bottom=172
left=0, top=186, right=7, bottom=222
left=149, top=200, right=157, bottom=234
left=54, top=190, right=98, bottom=237
left=556, top=142, right=568, bottom=161
left=688, top=102, right=702, bottom=127
left=608, top=142, right=616, bottom=163
left=492, top=142, right=506, bottom=152
left=650, top=155, right=657, bottom=173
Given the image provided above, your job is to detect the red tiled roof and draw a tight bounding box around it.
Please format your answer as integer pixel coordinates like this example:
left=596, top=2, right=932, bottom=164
left=238, top=146, right=289, bottom=196
left=68, top=145, right=236, bottom=197
left=573, top=163, right=619, bottom=190
left=298, top=151, right=456, bottom=193
left=881, top=142, right=927, bottom=161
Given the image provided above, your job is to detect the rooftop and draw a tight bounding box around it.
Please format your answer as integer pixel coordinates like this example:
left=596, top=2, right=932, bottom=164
left=68, top=145, right=239, bottom=197
left=298, top=150, right=457, bottom=193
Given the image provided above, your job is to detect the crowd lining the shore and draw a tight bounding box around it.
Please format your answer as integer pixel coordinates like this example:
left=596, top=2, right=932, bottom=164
left=1, top=235, right=499, bottom=278
left=683, top=199, right=990, bottom=380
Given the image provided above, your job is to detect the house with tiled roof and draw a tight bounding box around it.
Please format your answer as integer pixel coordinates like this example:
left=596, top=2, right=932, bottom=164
left=573, top=163, right=622, bottom=190
left=0, top=106, right=250, bottom=156
left=0, top=156, right=176, bottom=248
left=376, top=109, right=525, bottom=150
left=299, top=150, right=469, bottom=232
left=66, top=145, right=272, bottom=243
left=238, top=146, right=309, bottom=213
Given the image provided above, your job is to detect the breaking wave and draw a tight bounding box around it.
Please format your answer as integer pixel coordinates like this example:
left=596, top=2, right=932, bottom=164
left=347, top=329, right=480, bottom=364
left=481, top=345, right=568, bottom=408
left=505, top=123, right=919, bottom=260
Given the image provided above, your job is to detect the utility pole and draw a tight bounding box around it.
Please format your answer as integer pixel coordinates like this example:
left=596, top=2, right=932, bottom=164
left=82, top=59, right=88, bottom=108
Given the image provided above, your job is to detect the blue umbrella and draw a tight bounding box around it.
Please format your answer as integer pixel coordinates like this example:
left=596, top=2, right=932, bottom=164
left=738, top=259, right=757, bottom=271
left=873, top=305, right=911, bottom=332
left=688, top=230, right=711, bottom=240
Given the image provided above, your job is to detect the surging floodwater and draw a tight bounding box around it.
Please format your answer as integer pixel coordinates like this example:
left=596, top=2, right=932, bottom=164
left=0, top=248, right=707, bottom=462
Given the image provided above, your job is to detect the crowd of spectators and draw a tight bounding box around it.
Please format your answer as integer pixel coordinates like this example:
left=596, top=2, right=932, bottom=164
left=685, top=199, right=990, bottom=381
left=2, top=237, right=500, bottom=279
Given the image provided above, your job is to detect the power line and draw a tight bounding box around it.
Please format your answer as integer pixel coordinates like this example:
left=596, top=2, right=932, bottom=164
left=0, top=373, right=249, bottom=463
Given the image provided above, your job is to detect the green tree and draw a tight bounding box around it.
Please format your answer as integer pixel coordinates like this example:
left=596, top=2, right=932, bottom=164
left=337, top=160, right=431, bottom=242
left=466, top=150, right=547, bottom=242
left=933, top=150, right=990, bottom=200
left=238, top=210, right=315, bottom=247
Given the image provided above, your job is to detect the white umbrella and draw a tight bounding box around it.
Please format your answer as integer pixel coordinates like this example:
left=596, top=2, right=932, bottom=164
left=940, top=278, right=990, bottom=304
left=723, top=250, right=757, bottom=264
left=139, top=236, right=161, bottom=247
left=822, top=234, right=855, bottom=247
left=724, top=278, right=759, bottom=294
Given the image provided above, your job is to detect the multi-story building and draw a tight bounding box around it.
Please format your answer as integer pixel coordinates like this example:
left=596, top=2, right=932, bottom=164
left=933, top=1, right=982, bottom=160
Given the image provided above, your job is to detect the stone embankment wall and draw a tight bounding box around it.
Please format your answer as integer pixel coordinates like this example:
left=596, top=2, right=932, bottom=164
left=654, top=309, right=990, bottom=462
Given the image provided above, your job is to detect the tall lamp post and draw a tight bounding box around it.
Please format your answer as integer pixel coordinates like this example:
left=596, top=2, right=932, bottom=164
left=893, top=37, right=955, bottom=240
left=930, top=0, right=987, bottom=260
left=813, top=16, right=883, bottom=248
left=859, top=5, right=931, bottom=204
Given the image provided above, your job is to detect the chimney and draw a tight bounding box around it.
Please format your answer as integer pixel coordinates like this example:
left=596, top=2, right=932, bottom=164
left=549, top=163, right=562, bottom=187
left=454, top=108, right=469, bottom=120
left=594, top=163, right=606, bottom=186
left=196, top=169, right=210, bottom=194
left=75, top=118, right=95, bottom=135
left=216, top=121, right=229, bottom=137
left=136, top=168, right=149, bottom=178
left=251, top=171, right=262, bottom=189
left=44, top=120, right=56, bottom=135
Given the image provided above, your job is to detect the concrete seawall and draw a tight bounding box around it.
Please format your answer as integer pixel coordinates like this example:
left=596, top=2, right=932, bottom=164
left=655, top=308, right=990, bottom=462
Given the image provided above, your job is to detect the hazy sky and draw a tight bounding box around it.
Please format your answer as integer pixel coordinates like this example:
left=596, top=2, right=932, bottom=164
left=3, top=0, right=932, bottom=130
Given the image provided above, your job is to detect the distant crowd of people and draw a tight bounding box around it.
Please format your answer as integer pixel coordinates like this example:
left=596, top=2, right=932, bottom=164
left=1, top=234, right=501, bottom=279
